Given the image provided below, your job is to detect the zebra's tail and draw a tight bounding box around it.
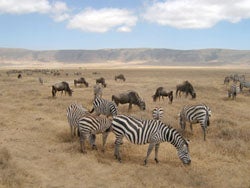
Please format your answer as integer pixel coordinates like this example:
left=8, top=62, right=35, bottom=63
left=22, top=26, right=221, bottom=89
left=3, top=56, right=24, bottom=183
left=77, top=128, right=80, bottom=137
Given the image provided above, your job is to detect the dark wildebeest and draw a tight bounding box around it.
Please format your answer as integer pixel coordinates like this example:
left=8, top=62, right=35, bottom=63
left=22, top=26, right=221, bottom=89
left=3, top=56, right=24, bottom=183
left=115, top=74, right=126, bottom=82
left=18, top=74, right=22, bottom=79
left=112, top=90, right=146, bottom=111
left=96, top=77, right=107, bottom=88
left=152, top=87, right=173, bottom=104
left=74, top=77, right=89, bottom=87
left=52, top=81, right=73, bottom=97
left=224, top=76, right=230, bottom=85
left=176, top=81, right=196, bottom=99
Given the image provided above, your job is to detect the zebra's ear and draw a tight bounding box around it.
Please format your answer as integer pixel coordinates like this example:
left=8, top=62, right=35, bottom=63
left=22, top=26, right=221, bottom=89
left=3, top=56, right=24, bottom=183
left=185, top=139, right=190, bottom=145
left=178, top=113, right=180, bottom=117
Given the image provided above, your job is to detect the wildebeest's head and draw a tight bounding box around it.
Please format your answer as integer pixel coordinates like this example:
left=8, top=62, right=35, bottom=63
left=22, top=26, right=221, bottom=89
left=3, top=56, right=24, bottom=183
left=191, top=92, right=196, bottom=99
left=139, top=100, right=146, bottom=110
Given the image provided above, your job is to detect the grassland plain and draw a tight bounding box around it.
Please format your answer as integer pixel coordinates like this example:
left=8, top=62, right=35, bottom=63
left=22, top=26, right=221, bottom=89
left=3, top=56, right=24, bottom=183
left=0, top=67, right=249, bottom=188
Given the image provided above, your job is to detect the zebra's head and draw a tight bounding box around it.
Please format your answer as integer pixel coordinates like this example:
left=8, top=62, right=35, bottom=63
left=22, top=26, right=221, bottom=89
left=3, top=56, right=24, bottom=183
left=177, top=140, right=191, bottom=165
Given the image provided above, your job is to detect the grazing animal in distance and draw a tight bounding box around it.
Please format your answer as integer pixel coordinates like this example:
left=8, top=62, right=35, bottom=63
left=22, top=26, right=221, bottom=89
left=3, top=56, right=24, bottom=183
left=224, top=76, right=230, bottom=85
left=96, top=77, right=107, bottom=87
left=152, top=107, right=164, bottom=120
left=38, top=77, right=43, bottom=85
left=78, top=115, right=112, bottom=153
left=228, top=84, right=240, bottom=100
left=90, top=97, right=118, bottom=117
left=152, top=87, right=173, bottom=104
left=176, top=81, right=196, bottom=99
left=240, top=81, right=250, bottom=92
left=52, top=81, right=73, bottom=97
left=179, top=104, right=211, bottom=141
left=115, top=74, right=126, bottom=81
left=18, top=74, right=22, bottom=79
left=93, top=84, right=103, bottom=98
left=66, top=103, right=90, bottom=137
left=111, top=115, right=191, bottom=165
left=74, top=77, right=89, bottom=87
left=112, top=90, right=146, bottom=111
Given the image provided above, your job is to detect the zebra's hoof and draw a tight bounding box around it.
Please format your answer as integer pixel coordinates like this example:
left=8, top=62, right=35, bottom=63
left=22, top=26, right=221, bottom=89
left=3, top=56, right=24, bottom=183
left=155, top=158, right=159, bottom=164
left=144, top=160, right=147, bottom=166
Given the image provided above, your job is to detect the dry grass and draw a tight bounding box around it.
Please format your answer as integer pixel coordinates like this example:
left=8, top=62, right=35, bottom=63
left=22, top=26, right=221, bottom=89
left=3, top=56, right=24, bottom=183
left=0, top=67, right=250, bottom=188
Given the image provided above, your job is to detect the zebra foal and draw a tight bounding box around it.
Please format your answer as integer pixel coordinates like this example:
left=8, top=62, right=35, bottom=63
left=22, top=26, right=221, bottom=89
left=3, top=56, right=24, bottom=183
left=66, top=103, right=89, bottom=137
left=179, top=104, right=211, bottom=141
left=111, top=115, right=191, bottom=165
left=90, top=97, right=118, bottom=117
left=228, top=84, right=240, bottom=100
left=78, top=115, right=112, bottom=153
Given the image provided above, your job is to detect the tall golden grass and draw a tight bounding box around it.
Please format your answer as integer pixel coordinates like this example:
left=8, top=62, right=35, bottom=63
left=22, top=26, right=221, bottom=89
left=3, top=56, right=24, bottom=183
left=0, top=67, right=249, bottom=188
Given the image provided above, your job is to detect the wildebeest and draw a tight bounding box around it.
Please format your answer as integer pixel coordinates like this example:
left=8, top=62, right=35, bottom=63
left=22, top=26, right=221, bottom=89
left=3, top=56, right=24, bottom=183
left=176, top=81, right=196, bottom=99
left=152, top=87, right=173, bottom=104
left=38, top=77, right=43, bottom=85
left=96, top=77, right=107, bottom=87
left=115, top=74, right=126, bottom=81
left=74, top=77, right=89, bottom=87
left=18, top=74, right=22, bottom=79
left=224, top=76, right=230, bottom=85
left=52, top=81, right=73, bottom=97
left=112, top=90, right=146, bottom=111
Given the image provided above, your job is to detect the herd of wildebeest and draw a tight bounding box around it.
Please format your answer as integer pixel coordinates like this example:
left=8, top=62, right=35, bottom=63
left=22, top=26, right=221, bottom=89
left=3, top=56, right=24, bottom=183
left=4, top=69, right=250, bottom=165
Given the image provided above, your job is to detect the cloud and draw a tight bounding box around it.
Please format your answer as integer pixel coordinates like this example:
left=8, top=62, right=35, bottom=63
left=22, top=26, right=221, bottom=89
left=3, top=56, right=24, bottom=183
left=0, top=0, right=70, bottom=22
left=142, top=0, right=250, bottom=29
left=67, top=8, right=137, bottom=32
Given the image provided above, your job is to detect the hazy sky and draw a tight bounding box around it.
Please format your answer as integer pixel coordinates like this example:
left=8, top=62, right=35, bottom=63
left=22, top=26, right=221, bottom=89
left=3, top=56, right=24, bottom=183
left=1, top=0, right=250, bottom=50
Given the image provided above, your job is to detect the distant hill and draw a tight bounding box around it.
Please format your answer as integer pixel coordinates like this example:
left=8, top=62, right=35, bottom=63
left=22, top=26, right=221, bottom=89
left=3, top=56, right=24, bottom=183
left=0, top=48, right=250, bottom=67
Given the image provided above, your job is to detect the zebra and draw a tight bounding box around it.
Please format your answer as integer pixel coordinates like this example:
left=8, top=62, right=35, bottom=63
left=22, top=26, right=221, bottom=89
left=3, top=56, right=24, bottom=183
left=90, top=97, right=118, bottom=117
left=152, top=107, right=164, bottom=120
left=78, top=115, right=112, bottom=153
left=228, top=84, right=240, bottom=100
left=66, top=103, right=90, bottom=137
left=179, top=104, right=211, bottom=141
left=93, top=84, right=103, bottom=99
left=111, top=115, right=191, bottom=165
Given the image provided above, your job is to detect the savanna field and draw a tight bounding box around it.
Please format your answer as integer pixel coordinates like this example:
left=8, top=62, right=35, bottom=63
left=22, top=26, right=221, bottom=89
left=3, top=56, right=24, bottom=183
left=0, top=67, right=249, bottom=188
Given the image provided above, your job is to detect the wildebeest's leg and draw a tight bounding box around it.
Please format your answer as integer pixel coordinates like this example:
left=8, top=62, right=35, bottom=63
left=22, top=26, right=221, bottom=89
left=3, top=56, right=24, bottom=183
left=154, top=143, right=160, bottom=163
left=128, top=103, right=132, bottom=110
left=144, top=142, right=155, bottom=165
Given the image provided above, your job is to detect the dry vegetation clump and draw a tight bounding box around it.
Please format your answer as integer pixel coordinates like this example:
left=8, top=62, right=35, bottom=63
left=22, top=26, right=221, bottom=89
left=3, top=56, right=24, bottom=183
left=0, top=67, right=250, bottom=188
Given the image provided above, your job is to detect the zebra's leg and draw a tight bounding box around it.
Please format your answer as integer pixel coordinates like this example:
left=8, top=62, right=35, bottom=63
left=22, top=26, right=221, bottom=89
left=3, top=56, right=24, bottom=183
left=80, top=133, right=87, bottom=154
left=101, top=131, right=109, bottom=152
left=114, top=136, right=123, bottom=162
left=154, top=143, right=160, bottom=164
left=190, top=123, right=193, bottom=132
left=144, top=142, right=155, bottom=165
left=89, top=134, right=97, bottom=150
left=202, top=126, right=206, bottom=141
left=70, top=126, right=74, bottom=138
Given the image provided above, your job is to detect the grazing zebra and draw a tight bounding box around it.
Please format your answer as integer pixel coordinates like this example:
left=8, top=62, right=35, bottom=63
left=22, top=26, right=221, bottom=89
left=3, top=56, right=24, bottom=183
left=179, top=104, right=211, bottom=141
left=90, top=97, right=118, bottom=117
left=78, top=115, right=112, bottom=153
left=228, top=84, right=240, bottom=100
left=152, top=107, right=164, bottom=120
left=240, top=81, right=250, bottom=92
left=111, top=115, right=191, bottom=165
left=66, top=103, right=90, bottom=137
left=93, top=84, right=103, bottom=98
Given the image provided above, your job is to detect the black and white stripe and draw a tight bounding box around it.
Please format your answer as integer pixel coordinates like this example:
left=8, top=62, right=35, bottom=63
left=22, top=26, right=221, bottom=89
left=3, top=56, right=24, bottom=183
left=152, top=107, right=164, bottom=120
left=228, top=84, right=240, bottom=99
left=78, top=115, right=112, bottom=153
left=179, top=104, right=211, bottom=141
left=111, top=115, right=191, bottom=165
left=66, top=103, right=89, bottom=137
left=90, top=97, right=118, bottom=117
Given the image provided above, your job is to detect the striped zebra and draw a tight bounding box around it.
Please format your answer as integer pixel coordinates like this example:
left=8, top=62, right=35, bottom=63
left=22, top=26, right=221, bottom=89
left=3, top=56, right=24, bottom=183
left=90, top=97, right=118, bottom=117
left=152, top=107, right=164, bottom=120
left=179, top=104, right=211, bottom=141
left=78, top=115, right=112, bottom=153
left=66, top=103, right=90, bottom=137
left=228, top=84, right=240, bottom=100
left=111, top=115, right=191, bottom=165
